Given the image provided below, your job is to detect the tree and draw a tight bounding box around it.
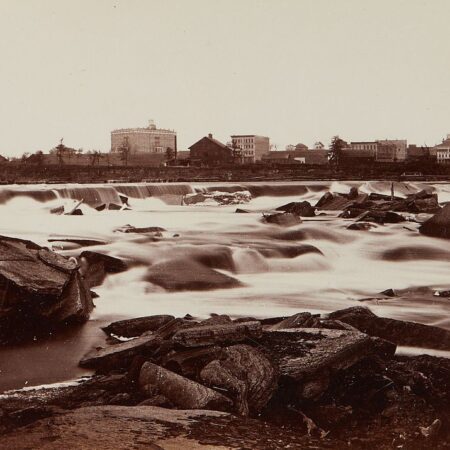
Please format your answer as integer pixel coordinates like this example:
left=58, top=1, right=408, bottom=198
left=90, top=150, right=103, bottom=166
left=118, top=136, right=130, bottom=166
left=328, top=136, right=347, bottom=168
left=165, top=147, right=175, bottom=162
left=20, top=152, right=30, bottom=163
left=35, top=150, right=44, bottom=166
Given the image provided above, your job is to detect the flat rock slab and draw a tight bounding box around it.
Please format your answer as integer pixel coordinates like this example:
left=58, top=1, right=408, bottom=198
left=259, top=328, right=372, bottom=381
left=102, top=314, right=175, bottom=338
left=80, top=333, right=161, bottom=369
left=173, top=321, right=262, bottom=348
left=329, top=306, right=450, bottom=350
left=0, top=405, right=324, bottom=449
left=145, top=258, right=242, bottom=291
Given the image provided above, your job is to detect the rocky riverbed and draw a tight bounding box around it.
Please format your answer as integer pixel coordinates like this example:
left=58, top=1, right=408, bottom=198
left=1, top=180, right=450, bottom=448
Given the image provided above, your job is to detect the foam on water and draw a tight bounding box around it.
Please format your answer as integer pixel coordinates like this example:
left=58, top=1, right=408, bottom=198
left=1, top=180, right=450, bottom=392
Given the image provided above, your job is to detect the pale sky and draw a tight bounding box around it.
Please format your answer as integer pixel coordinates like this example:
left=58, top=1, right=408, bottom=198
left=0, top=0, right=449, bottom=156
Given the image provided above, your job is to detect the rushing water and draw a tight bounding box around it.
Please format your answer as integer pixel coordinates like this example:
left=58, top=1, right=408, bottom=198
left=1, top=180, right=450, bottom=392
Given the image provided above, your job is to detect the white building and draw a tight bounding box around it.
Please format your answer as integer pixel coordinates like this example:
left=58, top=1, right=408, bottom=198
left=230, top=135, right=270, bottom=162
left=434, top=134, right=450, bottom=164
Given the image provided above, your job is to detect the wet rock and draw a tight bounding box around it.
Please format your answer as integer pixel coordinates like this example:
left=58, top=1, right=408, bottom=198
left=256, top=243, right=323, bottom=258
left=0, top=235, right=93, bottom=344
left=262, top=212, right=302, bottom=227
left=235, top=208, right=250, bottom=213
left=419, top=204, right=450, bottom=239
left=50, top=205, right=65, bottom=215
left=200, top=344, right=278, bottom=416
left=183, top=193, right=207, bottom=205
left=95, top=204, right=106, bottom=211
left=79, top=333, right=162, bottom=370
left=173, top=321, right=262, bottom=348
left=48, top=238, right=107, bottom=247
left=114, top=224, right=166, bottom=234
left=139, top=362, right=233, bottom=411
left=329, top=306, right=450, bottom=350
left=102, top=315, right=175, bottom=338
left=275, top=201, right=316, bottom=217
left=79, top=250, right=128, bottom=288
left=381, top=245, right=450, bottom=262
left=108, top=203, right=123, bottom=211
left=315, top=192, right=369, bottom=211
left=347, top=222, right=377, bottom=231
left=145, top=258, right=242, bottom=291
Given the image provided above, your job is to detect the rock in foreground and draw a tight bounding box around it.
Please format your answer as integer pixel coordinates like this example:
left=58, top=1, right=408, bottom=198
left=419, top=204, right=450, bottom=239
left=0, top=235, right=93, bottom=344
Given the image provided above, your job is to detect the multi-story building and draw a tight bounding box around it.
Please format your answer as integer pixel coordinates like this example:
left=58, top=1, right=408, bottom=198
left=230, top=135, right=270, bottom=162
left=435, top=134, right=450, bottom=164
left=377, top=139, right=407, bottom=161
left=350, top=139, right=407, bottom=162
left=111, top=120, right=177, bottom=155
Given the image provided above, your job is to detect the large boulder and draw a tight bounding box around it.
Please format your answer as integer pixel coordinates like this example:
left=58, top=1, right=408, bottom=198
left=259, top=327, right=377, bottom=399
left=139, top=362, right=233, bottom=411
left=0, top=235, right=93, bottom=344
left=200, top=344, right=278, bottom=416
left=419, top=204, right=450, bottom=239
left=144, top=258, right=242, bottom=291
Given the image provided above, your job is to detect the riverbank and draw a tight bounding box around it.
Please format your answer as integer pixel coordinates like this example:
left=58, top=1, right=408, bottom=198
left=1, top=308, right=449, bottom=449
left=2, top=162, right=450, bottom=184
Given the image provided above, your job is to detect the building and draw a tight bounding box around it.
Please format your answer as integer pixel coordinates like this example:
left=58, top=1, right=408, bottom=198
left=189, top=134, right=233, bottom=166
left=434, top=134, right=450, bottom=164
left=350, top=139, right=407, bottom=162
left=261, top=149, right=328, bottom=165
left=375, top=142, right=397, bottom=162
left=406, top=145, right=430, bottom=162
left=350, top=142, right=378, bottom=156
left=377, top=139, right=407, bottom=161
left=111, top=120, right=177, bottom=155
left=230, top=135, right=270, bottom=162
left=340, top=149, right=374, bottom=166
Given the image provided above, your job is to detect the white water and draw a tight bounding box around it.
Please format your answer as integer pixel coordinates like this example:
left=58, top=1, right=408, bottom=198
left=0, top=180, right=449, bottom=391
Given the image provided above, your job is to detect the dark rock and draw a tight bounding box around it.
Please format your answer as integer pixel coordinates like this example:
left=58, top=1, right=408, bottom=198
left=329, top=306, right=450, bottom=350
left=108, top=203, right=122, bottom=211
left=114, top=224, right=166, bottom=234
left=79, top=251, right=128, bottom=288
left=79, top=333, right=162, bottom=370
left=262, top=212, right=302, bottom=227
left=316, top=192, right=369, bottom=211
left=348, top=186, right=359, bottom=199
left=162, top=346, right=223, bottom=378
left=0, top=235, right=93, bottom=344
left=118, top=193, right=129, bottom=205
left=139, top=362, right=233, bottom=411
left=144, top=258, right=242, bottom=291
left=50, top=205, right=65, bottom=215
left=95, top=204, right=106, bottom=211
left=347, top=222, right=377, bottom=231
left=200, top=344, right=278, bottom=416
left=269, top=312, right=321, bottom=330
left=235, top=208, right=250, bottom=213
left=102, top=315, right=175, bottom=338
left=172, top=321, right=262, bottom=348
left=259, top=328, right=375, bottom=399
left=419, top=204, right=450, bottom=239
left=48, top=238, right=107, bottom=247
left=380, top=288, right=397, bottom=297
left=275, top=201, right=316, bottom=217
left=70, top=208, right=83, bottom=216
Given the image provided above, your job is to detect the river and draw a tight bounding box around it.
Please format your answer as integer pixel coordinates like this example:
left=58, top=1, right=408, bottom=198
left=1, top=180, right=450, bottom=392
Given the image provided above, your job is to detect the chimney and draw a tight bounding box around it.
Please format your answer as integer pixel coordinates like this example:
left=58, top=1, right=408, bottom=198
left=208, top=133, right=213, bottom=139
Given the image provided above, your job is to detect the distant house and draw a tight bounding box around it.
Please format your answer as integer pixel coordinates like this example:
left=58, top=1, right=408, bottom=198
left=189, top=134, right=233, bottom=167
left=261, top=150, right=328, bottom=165
left=406, top=145, right=431, bottom=162
left=340, top=149, right=374, bottom=165
left=295, top=143, right=308, bottom=151
left=0, top=155, right=8, bottom=164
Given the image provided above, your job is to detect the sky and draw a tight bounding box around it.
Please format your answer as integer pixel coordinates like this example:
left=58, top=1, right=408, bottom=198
left=0, top=0, right=449, bottom=156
